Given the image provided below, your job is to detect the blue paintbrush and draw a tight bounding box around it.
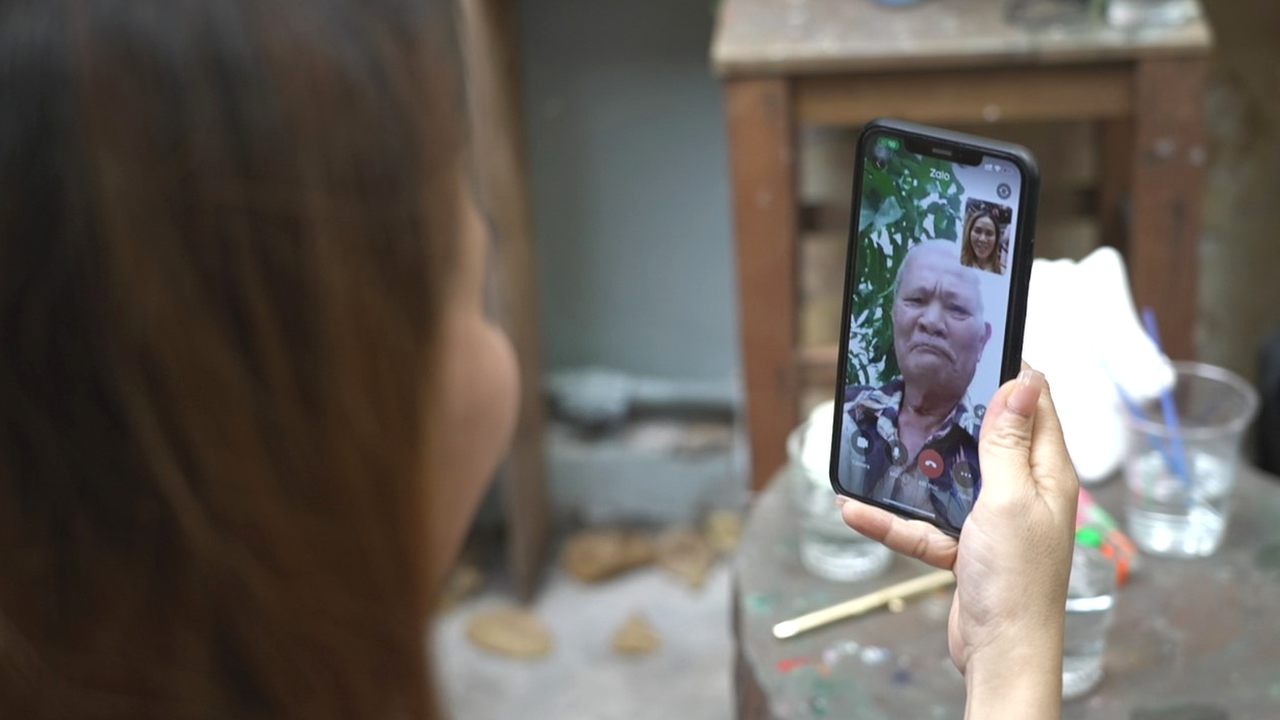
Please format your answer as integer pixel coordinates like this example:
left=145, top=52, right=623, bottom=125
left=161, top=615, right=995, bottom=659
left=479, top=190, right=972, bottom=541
left=1100, top=359, right=1185, bottom=496
left=1140, top=308, right=1192, bottom=486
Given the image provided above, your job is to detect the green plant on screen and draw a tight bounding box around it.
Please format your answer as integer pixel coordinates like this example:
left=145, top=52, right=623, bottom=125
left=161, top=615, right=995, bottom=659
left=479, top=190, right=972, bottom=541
left=846, top=150, right=966, bottom=388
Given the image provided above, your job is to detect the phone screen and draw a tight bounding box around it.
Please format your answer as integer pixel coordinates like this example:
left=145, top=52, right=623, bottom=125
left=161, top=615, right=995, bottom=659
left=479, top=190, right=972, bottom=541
left=833, top=130, right=1027, bottom=533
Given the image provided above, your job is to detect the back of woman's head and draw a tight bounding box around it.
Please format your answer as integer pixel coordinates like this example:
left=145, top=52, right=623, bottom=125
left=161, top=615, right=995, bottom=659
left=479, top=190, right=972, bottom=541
left=0, top=1, right=460, bottom=717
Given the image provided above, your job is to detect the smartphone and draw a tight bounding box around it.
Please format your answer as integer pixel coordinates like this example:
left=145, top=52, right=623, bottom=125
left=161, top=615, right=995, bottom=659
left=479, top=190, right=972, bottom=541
left=829, top=118, right=1039, bottom=537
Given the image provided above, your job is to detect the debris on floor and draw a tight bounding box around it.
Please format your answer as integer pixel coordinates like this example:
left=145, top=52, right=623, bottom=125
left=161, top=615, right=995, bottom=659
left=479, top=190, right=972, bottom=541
left=437, top=563, right=485, bottom=613
left=434, top=562, right=734, bottom=720
left=562, top=528, right=657, bottom=582
left=465, top=607, right=552, bottom=659
left=612, top=612, right=662, bottom=656
left=702, top=509, right=743, bottom=556
left=674, top=421, right=735, bottom=457
left=655, top=527, right=714, bottom=589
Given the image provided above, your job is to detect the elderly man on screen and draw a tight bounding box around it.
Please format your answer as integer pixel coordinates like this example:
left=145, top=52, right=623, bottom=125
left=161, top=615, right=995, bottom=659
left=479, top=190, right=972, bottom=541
left=839, top=241, right=991, bottom=528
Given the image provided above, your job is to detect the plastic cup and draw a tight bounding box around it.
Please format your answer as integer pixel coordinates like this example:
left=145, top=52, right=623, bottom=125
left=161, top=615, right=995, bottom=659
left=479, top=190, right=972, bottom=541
left=1123, top=361, right=1259, bottom=558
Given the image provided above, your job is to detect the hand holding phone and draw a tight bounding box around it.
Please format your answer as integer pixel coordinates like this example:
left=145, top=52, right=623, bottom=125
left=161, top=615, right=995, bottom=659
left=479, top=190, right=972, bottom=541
left=830, top=119, right=1040, bottom=536
left=837, top=370, right=1080, bottom=716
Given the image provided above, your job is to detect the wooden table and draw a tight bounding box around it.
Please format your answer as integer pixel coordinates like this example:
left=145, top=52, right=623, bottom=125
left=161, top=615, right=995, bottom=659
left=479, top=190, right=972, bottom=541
left=734, top=465, right=1280, bottom=719
left=461, top=0, right=550, bottom=599
left=712, top=0, right=1214, bottom=491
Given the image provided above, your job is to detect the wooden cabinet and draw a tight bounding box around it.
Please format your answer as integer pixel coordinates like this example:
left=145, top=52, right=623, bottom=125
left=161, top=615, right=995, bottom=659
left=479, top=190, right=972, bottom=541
left=713, top=0, right=1213, bottom=491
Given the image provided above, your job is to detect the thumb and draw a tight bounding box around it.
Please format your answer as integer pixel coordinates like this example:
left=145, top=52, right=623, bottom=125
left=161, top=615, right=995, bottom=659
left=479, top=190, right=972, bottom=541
left=977, top=366, right=1045, bottom=496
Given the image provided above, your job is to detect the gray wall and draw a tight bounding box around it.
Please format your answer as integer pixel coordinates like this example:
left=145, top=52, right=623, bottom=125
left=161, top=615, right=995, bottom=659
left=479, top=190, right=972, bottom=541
left=518, top=0, right=739, bottom=383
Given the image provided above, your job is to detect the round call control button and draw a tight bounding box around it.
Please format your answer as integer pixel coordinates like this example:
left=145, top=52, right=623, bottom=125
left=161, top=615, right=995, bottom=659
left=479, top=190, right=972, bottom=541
left=918, top=449, right=945, bottom=479
left=888, top=440, right=909, bottom=466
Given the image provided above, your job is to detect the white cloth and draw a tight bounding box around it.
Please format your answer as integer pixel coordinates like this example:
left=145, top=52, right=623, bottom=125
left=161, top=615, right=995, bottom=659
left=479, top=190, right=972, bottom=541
left=801, top=401, right=837, bottom=476
left=1022, top=247, right=1174, bottom=482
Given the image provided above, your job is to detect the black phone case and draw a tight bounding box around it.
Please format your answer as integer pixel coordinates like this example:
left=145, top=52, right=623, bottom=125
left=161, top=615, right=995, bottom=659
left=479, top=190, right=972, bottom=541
left=828, top=118, right=1041, bottom=537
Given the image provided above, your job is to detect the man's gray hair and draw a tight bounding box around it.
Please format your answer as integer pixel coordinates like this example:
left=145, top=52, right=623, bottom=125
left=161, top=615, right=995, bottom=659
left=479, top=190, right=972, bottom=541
left=893, top=240, right=985, bottom=317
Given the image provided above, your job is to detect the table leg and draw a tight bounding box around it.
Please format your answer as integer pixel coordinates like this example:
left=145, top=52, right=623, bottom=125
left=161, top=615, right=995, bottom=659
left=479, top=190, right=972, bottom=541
left=1097, top=116, right=1134, bottom=252
left=460, top=0, right=551, bottom=600
left=1126, top=57, right=1208, bottom=360
left=724, top=78, right=799, bottom=492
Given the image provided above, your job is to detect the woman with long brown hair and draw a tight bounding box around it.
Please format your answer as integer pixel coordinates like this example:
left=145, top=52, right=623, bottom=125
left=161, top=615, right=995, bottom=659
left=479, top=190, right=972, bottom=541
left=0, top=1, right=1078, bottom=718
left=0, top=1, right=513, bottom=718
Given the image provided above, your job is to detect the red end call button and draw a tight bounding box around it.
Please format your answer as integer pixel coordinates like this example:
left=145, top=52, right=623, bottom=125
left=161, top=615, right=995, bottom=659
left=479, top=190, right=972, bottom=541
left=918, top=449, right=945, bottom=479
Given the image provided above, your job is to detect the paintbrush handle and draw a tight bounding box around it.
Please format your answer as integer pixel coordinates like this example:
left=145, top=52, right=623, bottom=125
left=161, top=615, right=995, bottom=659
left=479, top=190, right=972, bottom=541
left=1141, top=308, right=1193, bottom=485
left=772, top=570, right=955, bottom=640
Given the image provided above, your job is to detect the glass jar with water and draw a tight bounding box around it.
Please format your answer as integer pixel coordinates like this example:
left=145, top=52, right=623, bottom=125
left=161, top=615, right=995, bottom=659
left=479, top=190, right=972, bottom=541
left=1105, top=0, right=1199, bottom=28
left=1063, top=542, right=1116, bottom=700
left=787, top=402, right=893, bottom=582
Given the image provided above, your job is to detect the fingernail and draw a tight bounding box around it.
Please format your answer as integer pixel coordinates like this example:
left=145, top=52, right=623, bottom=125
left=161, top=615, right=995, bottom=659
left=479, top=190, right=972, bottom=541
left=834, top=495, right=849, bottom=508
left=1006, top=368, right=1045, bottom=418
left=1017, top=365, right=1043, bottom=385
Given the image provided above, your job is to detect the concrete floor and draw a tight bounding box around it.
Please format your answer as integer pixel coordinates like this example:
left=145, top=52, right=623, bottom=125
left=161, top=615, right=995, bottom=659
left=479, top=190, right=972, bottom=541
left=434, top=563, right=734, bottom=720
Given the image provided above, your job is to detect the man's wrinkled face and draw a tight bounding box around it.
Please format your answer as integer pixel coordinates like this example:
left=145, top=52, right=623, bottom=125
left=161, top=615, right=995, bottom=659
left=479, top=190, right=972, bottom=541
left=892, top=247, right=991, bottom=401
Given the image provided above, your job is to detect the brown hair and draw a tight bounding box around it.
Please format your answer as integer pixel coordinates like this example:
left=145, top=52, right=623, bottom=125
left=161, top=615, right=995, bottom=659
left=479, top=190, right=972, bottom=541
left=0, top=1, right=460, bottom=718
left=960, top=210, right=1004, bottom=274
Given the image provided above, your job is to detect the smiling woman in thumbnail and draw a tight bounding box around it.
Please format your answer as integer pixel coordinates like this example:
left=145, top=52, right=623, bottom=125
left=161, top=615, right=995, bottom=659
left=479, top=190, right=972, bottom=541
left=960, top=209, right=1004, bottom=275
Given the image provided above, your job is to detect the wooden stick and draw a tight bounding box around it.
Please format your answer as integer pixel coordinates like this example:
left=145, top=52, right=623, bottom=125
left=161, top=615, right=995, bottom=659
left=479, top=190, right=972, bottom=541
left=772, top=570, right=955, bottom=640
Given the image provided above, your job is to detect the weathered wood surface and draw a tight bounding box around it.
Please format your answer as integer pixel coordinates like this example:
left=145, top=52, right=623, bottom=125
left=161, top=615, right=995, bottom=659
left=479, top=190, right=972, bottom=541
left=735, top=465, right=1280, bottom=718
left=713, top=0, right=1212, bottom=77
